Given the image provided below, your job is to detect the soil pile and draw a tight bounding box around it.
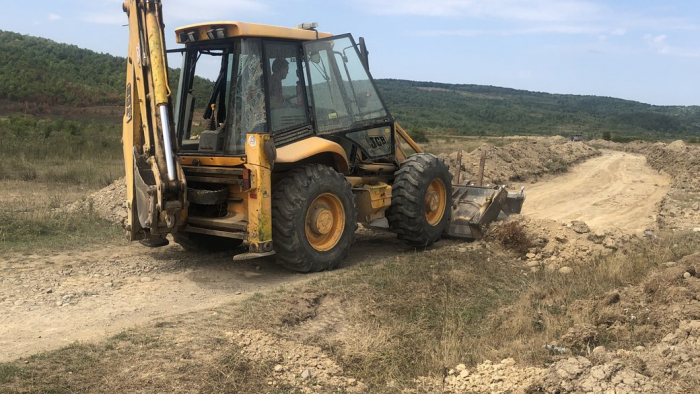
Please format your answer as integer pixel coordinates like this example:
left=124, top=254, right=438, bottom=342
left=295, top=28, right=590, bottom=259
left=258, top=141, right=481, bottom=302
left=232, top=329, right=365, bottom=393
left=488, top=217, right=633, bottom=273
left=63, top=177, right=126, bottom=225
left=440, top=137, right=600, bottom=186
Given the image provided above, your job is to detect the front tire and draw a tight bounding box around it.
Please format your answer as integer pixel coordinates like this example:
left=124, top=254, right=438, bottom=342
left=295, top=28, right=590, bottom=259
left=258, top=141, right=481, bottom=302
left=388, top=153, right=452, bottom=247
left=272, top=164, right=357, bottom=273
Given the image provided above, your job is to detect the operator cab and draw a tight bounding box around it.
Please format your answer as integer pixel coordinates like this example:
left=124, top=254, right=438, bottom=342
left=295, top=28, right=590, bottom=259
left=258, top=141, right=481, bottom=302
left=171, top=22, right=394, bottom=162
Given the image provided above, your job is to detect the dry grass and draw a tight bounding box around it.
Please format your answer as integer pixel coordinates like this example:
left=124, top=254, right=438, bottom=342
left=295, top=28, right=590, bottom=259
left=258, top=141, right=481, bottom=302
left=238, top=232, right=700, bottom=391
left=2, top=233, right=698, bottom=393
left=479, top=231, right=700, bottom=365
left=0, top=314, right=278, bottom=394
left=488, top=220, right=534, bottom=255
left=0, top=180, right=122, bottom=254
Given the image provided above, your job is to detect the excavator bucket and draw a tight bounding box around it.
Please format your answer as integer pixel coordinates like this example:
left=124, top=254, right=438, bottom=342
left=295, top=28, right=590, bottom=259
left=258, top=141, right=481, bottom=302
left=444, top=184, right=525, bottom=239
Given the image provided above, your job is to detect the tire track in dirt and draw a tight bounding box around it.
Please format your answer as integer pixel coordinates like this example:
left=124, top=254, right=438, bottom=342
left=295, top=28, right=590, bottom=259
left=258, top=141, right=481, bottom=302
left=522, top=149, right=671, bottom=235
left=0, top=230, right=422, bottom=362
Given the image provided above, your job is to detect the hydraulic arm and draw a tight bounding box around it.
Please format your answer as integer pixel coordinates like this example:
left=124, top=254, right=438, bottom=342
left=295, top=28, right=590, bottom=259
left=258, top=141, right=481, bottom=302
left=122, top=0, right=187, bottom=242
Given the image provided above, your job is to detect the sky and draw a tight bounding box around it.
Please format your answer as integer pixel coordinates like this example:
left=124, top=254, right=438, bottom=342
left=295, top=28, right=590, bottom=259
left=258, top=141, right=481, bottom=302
left=1, top=0, right=698, bottom=106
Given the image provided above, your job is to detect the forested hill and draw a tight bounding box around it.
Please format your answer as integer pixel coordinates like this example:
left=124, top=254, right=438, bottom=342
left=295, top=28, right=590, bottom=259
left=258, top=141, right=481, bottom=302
left=0, top=30, right=124, bottom=106
left=2, top=30, right=698, bottom=138
left=0, top=30, right=198, bottom=107
left=379, top=79, right=700, bottom=138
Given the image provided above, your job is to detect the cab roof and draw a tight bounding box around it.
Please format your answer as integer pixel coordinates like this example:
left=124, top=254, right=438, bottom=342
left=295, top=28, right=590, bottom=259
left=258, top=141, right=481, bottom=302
left=174, top=21, right=332, bottom=44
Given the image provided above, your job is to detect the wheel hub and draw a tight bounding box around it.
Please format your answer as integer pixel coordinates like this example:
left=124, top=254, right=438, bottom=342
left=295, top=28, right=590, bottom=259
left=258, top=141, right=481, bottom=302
left=425, top=179, right=447, bottom=226
left=425, top=190, right=440, bottom=213
left=310, top=207, right=334, bottom=235
left=304, top=193, right=346, bottom=252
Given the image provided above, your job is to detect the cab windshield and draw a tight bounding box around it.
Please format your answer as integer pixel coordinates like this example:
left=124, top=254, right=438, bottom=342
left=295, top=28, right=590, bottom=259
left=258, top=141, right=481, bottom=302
left=174, top=39, right=267, bottom=155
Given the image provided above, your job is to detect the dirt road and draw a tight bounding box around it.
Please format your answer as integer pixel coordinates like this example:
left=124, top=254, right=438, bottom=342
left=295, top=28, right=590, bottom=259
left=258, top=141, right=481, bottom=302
left=522, top=149, right=671, bottom=235
left=0, top=230, right=420, bottom=362
left=0, top=149, right=671, bottom=362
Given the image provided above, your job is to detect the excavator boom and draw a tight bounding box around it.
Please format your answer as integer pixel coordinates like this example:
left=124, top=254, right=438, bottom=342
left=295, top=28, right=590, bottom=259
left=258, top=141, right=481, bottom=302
left=122, top=0, right=187, bottom=242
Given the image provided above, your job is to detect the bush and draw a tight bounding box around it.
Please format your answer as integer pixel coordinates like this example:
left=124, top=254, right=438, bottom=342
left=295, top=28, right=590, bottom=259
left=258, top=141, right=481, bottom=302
left=408, top=128, right=430, bottom=143
left=488, top=220, right=533, bottom=255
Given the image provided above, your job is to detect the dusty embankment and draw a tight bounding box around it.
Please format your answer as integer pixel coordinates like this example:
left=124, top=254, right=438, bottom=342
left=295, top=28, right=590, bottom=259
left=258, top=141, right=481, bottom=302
left=522, top=149, right=670, bottom=235
left=589, top=139, right=700, bottom=232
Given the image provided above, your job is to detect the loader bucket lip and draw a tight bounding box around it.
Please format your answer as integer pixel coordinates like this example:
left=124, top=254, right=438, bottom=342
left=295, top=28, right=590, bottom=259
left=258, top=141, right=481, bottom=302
left=445, top=184, right=525, bottom=239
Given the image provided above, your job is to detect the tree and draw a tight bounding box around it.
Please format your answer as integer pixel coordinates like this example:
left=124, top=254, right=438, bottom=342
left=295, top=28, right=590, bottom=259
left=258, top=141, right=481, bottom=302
left=602, top=131, right=611, bottom=141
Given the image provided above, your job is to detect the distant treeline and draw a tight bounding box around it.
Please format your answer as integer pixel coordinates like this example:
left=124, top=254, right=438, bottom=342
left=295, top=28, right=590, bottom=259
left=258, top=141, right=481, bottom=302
left=0, top=31, right=208, bottom=107
left=377, top=79, right=700, bottom=139
left=1, top=30, right=698, bottom=139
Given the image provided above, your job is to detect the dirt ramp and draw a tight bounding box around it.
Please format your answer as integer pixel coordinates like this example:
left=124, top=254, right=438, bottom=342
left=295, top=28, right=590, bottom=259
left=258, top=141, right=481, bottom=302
left=522, top=150, right=670, bottom=235
left=588, top=140, right=700, bottom=232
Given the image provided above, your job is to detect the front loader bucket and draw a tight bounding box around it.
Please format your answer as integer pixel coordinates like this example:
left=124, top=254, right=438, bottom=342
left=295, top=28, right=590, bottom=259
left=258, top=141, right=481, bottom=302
left=445, top=185, right=525, bottom=239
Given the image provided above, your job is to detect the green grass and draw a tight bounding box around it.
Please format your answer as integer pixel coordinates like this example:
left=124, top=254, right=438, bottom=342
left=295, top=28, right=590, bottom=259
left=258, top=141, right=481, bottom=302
left=0, top=114, right=124, bottom=254
left=0, top=115, right=123, bottom=188
left=0, top=203, right=122, bottom=254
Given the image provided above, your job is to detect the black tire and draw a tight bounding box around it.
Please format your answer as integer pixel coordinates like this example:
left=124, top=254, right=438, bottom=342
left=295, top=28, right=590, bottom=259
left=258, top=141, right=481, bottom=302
left=272, top=164, right=357, bottom=273
left=387, top=153, right=452, bottom=247
left=173, top=232, right=243, bottom=253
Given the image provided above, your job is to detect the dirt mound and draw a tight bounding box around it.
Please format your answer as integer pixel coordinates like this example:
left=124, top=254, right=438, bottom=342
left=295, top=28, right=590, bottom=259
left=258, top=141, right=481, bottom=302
left=64, top=178, right=126, bottom=225
left=232, top=329, right=365, bottom=393
left=488, top=217, right=633, bottom=273
left=409, top=358, right=546, bottom=393
left=590, top=253, right=700, bottom=349
left=440, top=137, right=600, bottom=186
left=407, top=253, right=700, bottom=393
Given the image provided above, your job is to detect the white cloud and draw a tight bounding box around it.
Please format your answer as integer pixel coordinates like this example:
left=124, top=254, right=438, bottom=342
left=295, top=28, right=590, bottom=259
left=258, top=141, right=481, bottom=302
left=48, top=13, right=61, bottom=21
left=83, top=0, right=268, bottom=25
left=610, top=28, right=627, bottom=36
left=362, top=0, right=603, bottom=22
left=644, top=34, right=700, bottom=58
left=163, top=0, right=267, bottom=22
left=362, top=0, right=697, bottom=41
left=418, top=24, right=606, bottom=38
left=83, top=12, right=125, bottom=25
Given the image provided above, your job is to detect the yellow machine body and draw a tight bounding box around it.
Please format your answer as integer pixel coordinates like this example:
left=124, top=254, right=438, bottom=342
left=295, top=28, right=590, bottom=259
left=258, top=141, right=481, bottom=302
left=121, top=1, right=524, bottom=271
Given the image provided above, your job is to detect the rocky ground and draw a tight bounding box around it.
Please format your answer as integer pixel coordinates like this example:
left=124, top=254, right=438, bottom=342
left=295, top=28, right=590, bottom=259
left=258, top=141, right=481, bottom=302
left=488, top=217, right=633, bottom=274
left=408, top=252, right=700, bottom=394
left=63, top=177, right=126, bottom=225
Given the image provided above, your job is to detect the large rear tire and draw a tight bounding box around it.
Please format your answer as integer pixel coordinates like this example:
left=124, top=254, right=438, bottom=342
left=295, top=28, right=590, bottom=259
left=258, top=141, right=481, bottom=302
left=387, top=153, right=452, bottom=247
left=173, top=232, right=243, bottom=253
left=272, top=164, right=357, bottom=273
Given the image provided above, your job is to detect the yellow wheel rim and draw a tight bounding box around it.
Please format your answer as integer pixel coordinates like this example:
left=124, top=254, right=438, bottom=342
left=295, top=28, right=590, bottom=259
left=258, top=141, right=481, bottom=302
left=305, top=193, right=345, bottom=252
left=425, top=179, right=447, bottom=226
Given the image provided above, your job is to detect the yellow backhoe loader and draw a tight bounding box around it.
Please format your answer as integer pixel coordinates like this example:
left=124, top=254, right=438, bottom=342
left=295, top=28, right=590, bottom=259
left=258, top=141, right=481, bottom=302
left=121, top=0, right=525, bottom=272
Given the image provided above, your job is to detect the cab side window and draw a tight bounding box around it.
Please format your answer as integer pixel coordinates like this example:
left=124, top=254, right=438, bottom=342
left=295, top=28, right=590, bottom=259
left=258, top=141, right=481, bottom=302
left=264, top=42, right=309, bottom=133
